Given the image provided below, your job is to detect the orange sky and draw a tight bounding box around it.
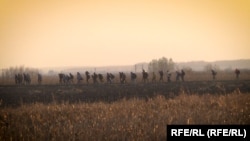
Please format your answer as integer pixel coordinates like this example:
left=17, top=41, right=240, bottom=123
left=0, top=0, right=249, bottom=69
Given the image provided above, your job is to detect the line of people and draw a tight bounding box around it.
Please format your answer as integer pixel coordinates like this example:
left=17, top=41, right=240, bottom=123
left=15, top=73, right=42, bottom=85
left=58, top=71, right=116, bottom=85
left=14, top=68, right=241, bottom=85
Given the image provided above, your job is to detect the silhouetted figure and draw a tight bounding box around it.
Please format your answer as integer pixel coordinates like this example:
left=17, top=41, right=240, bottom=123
left=110, top=73, right=115, bottom=83
left=23, top=73, right=31, bottom=85
left=98, top=74, right=104, bottom=83
left=180, top=69, right=185, bottom=82
left=106, top=73, right=115, bottom=84
left=38, top=73, right=42, bottom=84
left=76, top=72, right=83, bottom=84
left=58, top=73, right=65, bottom=84
left=159, top=70, right=164, bottom=82
left=92, top=72, right=98, bottom=84
left=130, top=72, right=137, bottom=83
left=142, top=69, right=149, bottom=83
left=211, top=69, right=217, bottom=80
left=235, top=68, right=240, bottom=80
left=85, top=71, right=90, bottom=84
left=15, top=73, right=23, bottom=85
left=119, top=72, right=126, bottom=84
left=63, top=74, right=70, bottom=84
left=69, top=73, right=74, bottom=83
left=106, top=73, right=111, bottom=84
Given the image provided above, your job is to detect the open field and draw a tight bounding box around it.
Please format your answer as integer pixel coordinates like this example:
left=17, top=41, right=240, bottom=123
left=0, top=70, right=250, bottom=107
left=0, top=71, right=250, bottom=140
left=0, top=80, right=250, bottom=107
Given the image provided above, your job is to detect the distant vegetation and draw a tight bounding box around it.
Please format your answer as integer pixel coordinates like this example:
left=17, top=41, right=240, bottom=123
left=148, top=57, right=175, bottom=73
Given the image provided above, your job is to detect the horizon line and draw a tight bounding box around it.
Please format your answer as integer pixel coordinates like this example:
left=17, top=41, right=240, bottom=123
left=1, top=58, right=250, bottom=70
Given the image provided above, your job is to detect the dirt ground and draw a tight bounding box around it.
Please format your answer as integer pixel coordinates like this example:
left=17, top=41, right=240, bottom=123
left=0, top=80, right=249, bottom=107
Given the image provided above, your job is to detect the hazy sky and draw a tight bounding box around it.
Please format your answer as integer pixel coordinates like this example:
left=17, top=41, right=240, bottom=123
left=0, top=0, right=249, bottom=69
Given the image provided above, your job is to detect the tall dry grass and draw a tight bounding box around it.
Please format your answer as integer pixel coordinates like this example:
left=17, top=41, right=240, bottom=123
left=0, top=92, right=249, bottom=141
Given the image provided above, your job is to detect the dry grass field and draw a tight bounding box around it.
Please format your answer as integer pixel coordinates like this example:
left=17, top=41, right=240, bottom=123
left=0, top=92, right=249, bottom=141
left=0, top=71, right=250, bottom=141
